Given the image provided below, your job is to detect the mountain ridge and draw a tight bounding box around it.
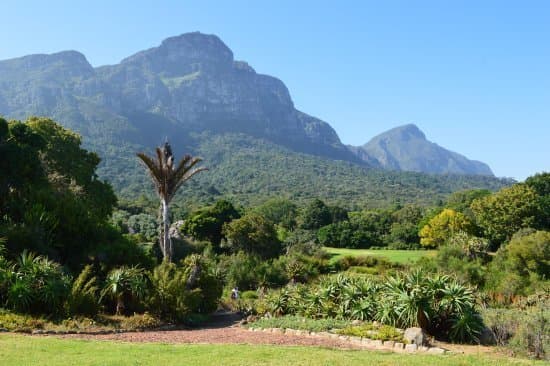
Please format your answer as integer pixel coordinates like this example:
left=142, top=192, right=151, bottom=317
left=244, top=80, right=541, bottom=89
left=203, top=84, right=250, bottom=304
left=351, top=124, right=493, bottom=176
left=0, top=32, right=506, bottom=206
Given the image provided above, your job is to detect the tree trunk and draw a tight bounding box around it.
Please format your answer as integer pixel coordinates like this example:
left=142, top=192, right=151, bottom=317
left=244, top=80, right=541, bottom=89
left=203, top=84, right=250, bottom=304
left=161, top=198, right=172, bottom=262
left=116, top=296, right=125, bottom=315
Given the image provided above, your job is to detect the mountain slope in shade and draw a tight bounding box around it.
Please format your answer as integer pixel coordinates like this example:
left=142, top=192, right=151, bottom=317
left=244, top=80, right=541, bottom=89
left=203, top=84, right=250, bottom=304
left=352, top=124, right=494, bottom=176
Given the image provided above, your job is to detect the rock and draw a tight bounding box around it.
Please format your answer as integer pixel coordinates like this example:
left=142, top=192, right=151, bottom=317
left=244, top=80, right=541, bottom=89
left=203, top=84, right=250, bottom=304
left=0, top=328, right=8, bottom=332
left=371, top=340, right=383, bottom=348
left=418, top=346, right=430, bottom=352
left=351, top=320, right=362, bottom=326
left=31, top=330, right=45, bottom=335
left=394, top=342, right=404, bottom=350
left=479, top=327, right=497, bottom=346
left=383, top=340, right=395, bottom=349
left=405, top=344, right=418, bottom=352
left=404, top=327, right=427, bottom=346
left=427, top=347, right=446, bottom=355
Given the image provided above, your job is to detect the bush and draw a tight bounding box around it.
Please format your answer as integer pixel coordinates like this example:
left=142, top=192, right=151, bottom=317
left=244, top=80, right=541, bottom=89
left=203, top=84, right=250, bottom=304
left=146, top=262, right=190, bottom=322
left=118, top=312, right=161, bottom=330
left=248, top=315, right=349, bottom=332
left=65, top=265, right=100, bottom=317
left=486, top=230, right=550, bottom=297
left=258, top=272, right=484, bottom=344
left=337, top=323, right=404, bottom=342
left=483, top=295, right=549, bottom=360
left=3, top=251, right=70, bottom=316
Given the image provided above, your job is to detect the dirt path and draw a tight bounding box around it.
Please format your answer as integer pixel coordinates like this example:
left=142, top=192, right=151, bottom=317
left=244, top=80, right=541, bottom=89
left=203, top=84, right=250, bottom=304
left=52, top=312, right=499, bottom=355
left=57, top=313, right=361, bottom=349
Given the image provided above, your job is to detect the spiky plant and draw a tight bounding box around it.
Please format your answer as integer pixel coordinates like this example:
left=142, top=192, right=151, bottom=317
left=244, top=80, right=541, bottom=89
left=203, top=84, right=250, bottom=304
left=137, top=142, right=207, bottom=262
left=101, top=266, right=147, bottom=315
left=66, top=265, right=100, bottom=316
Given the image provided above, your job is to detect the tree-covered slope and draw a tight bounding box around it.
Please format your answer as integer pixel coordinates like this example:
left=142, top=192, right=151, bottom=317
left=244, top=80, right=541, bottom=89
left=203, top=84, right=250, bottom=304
left=105, top=132, right=510, bottom=209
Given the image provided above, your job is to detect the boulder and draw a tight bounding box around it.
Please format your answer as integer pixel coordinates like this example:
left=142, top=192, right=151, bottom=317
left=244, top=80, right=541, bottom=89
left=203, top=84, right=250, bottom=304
left=479, top=327, right=497, bottom=345
left=404, top=327, right=428, bottom=346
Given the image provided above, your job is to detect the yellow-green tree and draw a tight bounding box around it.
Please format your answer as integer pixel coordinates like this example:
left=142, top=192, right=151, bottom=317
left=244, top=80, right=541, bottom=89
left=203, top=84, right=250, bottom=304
left=470, top=184, right=539, bottom=247
left=419, top=209, right=473, bottom=248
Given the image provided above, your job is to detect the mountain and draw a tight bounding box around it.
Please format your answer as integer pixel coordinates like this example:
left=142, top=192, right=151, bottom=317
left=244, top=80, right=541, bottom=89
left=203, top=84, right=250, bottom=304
left=0, top=32, right=507, bottom=207
left=350, top=124, right=494, bottom=176
left=0, top=32, right=357, bottom=163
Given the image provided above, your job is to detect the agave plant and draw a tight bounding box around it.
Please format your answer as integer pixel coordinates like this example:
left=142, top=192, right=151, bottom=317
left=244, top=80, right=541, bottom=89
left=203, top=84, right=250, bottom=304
left=137, top=142, right=207, bottom=262
left=448, top=308, right=484, bottom=343
left=5, top=251, right=70, bottom=315
left=101, top=266, right=148, bottom=315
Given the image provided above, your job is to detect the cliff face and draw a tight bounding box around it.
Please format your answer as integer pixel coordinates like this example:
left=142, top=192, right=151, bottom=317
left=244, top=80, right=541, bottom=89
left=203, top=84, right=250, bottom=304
left=351, top=124, right=494, bottom=176
left=0, top=32, right=357, bottom=162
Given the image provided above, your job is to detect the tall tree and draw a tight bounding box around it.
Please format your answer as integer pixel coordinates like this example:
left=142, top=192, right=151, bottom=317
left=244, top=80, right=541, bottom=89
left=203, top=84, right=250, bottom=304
left=137, top=142, right=206, bottom=262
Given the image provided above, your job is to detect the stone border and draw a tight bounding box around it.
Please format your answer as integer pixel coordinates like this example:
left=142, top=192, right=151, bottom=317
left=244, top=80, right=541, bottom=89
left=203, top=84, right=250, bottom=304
left=247, top=327, right=447, bottom=355
left=0, top=324, right=181, bottom=336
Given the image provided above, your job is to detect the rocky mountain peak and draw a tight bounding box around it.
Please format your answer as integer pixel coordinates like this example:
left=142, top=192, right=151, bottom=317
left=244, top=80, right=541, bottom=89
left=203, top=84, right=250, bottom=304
left=120, top=32, right=233, bottom=76
left=368, top=124, right=426, bottom=145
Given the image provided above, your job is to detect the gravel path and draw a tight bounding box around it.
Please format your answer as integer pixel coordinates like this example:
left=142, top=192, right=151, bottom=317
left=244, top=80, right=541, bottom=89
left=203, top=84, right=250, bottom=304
left=57, top=312, right=361, bottom=349
left=59, top=327, right=362, bottom=349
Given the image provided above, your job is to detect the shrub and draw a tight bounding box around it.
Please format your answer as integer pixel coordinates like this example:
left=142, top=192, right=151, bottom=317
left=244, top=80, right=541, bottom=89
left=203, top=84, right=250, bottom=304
left=100, top=266, right=148, bottom=315
left=248, top=315, right=349, bottom=332
left=486, top=230, right=550, bottom=297
left=146, top=262, right=190, bottom=322
left=337, top=323, right=404, bottom=342
left=483, top=295, right=549, bottom=360
left=4, top=251, right=70, bottom=316
left=65, top=265, right=100, bottom=317
left=119, top=312, right=161, bottom=330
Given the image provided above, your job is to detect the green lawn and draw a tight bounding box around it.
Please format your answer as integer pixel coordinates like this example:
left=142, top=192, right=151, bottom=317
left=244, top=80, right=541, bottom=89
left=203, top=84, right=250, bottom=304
left=0, top=334, right=541, bottom=366
left=324, top=247, right=437, bottom=264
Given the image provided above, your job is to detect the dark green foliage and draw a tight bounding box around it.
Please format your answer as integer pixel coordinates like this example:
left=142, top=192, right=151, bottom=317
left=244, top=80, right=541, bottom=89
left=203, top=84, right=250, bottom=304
left=1, top=251, right=70, bottom=316
left=223, top=213, right=282, bottom=259
left=253, top=198, right=298, bottom=230
left=65, top=265, right=100, bottom=317
left=317, top=210, right=392, bottom=249
left=181, top=200, right=240, bottom=250
left=525, top=172, right=550, bottom=230
left=182, top=254, right=223, bottom=314
left=300, top=199, right=332, bottom=230
left=486, top=230, right=550, bottom=297
left=0, top=117, right=120, bottom=271
left=146, top=262, right=193, bottom=322
left=100, top=266, right=148, bottom=315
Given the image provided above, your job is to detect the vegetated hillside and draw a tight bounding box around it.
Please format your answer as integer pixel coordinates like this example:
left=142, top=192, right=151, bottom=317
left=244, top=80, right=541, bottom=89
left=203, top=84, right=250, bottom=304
left=352, top=124, right=493, bottom=176
left=0, top=32, right=508, bottom=206
left=107, top=132, right=511, bottom=209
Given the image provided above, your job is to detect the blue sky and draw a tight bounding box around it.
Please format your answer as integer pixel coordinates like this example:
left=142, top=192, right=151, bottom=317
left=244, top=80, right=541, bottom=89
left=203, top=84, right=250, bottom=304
left=1, top=1, right=549, bottom=180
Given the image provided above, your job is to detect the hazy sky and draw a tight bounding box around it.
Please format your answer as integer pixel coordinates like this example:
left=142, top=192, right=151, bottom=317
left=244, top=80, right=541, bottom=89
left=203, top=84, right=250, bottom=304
left=1, top=1, right=549, bottom=180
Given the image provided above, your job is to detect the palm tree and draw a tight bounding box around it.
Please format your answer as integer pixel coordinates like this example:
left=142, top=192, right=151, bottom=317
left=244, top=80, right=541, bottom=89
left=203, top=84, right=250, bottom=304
left=137, top=142, right=207, bottom=262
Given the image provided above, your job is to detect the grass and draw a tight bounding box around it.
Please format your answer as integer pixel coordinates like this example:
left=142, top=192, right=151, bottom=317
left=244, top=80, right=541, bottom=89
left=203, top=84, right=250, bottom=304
left=324, top=247, right=437, bottom=264
left=0, top=333, right=543, bottom=366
